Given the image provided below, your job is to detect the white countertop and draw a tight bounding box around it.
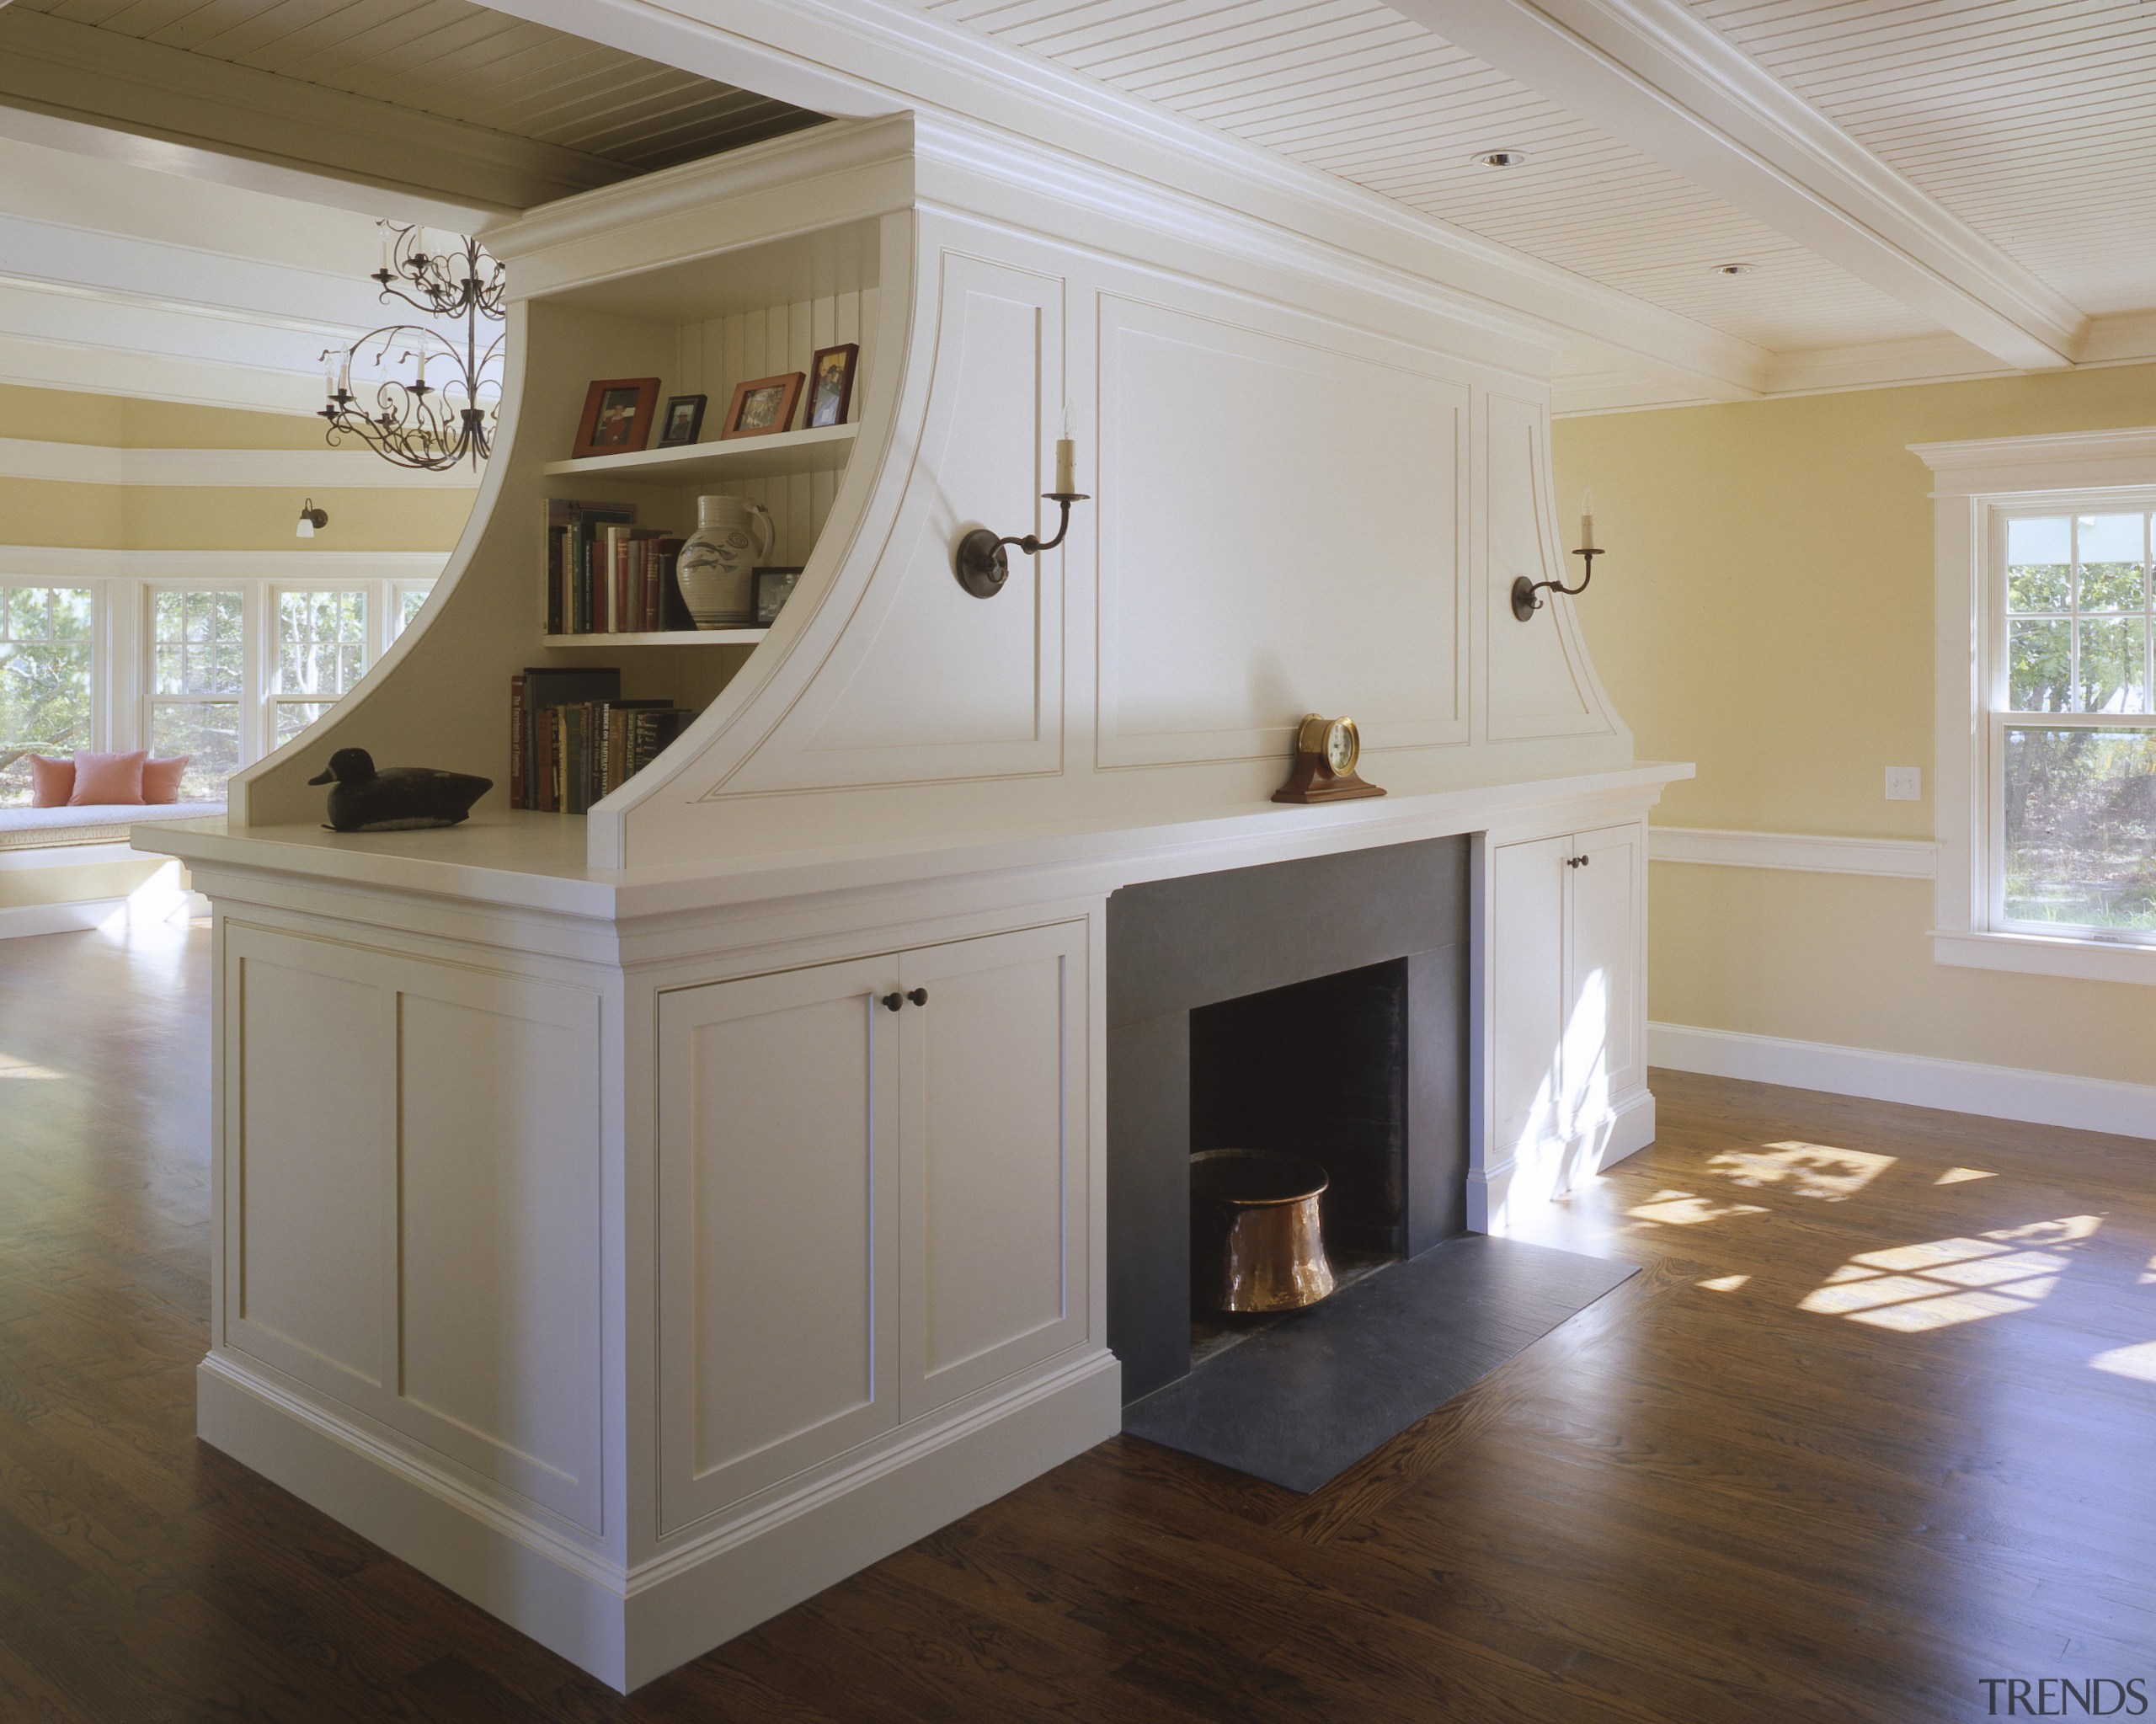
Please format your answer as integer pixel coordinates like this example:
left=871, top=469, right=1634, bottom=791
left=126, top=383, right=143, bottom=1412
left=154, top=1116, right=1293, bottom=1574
left=136, top=760, right=1693, bottom=923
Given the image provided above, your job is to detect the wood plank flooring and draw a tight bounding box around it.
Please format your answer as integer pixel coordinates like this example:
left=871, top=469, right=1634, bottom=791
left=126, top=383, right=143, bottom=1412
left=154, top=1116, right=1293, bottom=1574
left=4, top=918, right=2153, bottom=1720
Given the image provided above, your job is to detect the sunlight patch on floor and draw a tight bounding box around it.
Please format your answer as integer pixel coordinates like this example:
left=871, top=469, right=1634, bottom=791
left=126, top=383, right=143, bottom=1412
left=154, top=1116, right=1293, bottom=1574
left=1935, top=1166, right=1996, bottom=1186
left=2090, top=1342, right=2156, bottom=1383
left=1628, top=1188, right=1769, bottom=1226
left=1799, top=1216, right=2100, bottom=1332
left=1697, top=1274, right=1750, bottom=1292
left=0, top=1051, right=63, bottom=1080
left=1710, top=1141, right=1894, bottom=1200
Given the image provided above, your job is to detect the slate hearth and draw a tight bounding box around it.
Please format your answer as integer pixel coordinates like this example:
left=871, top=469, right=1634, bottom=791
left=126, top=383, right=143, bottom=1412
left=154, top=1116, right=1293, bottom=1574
left=1106, top=838, right=1469, bottom=1403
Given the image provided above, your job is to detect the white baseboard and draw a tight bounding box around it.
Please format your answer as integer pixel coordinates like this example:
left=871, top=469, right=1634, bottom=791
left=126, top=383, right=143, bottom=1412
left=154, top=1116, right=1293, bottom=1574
left=1470, top=1086, right=1657, bottom=1233
left=0, top=896, right=130, bottom=938
left=199, top=1346, right=1123, bottom=1693
left=1649, top=1021, right=2156, bottom=1142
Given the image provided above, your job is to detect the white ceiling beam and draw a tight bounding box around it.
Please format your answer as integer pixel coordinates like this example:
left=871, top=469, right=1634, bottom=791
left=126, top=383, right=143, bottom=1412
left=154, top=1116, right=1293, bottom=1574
left=1418, top=0, right=2089, bottom=371
left=481, top=0, right=1768, bottom=398
left=0, top=8, right=628, bottom=216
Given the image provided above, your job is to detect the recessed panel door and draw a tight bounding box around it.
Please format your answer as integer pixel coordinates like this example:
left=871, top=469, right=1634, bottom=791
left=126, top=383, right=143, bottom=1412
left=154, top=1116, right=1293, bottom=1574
left=898, top=923, right=1086, bottom=1420
left=658, top=957, right=899, bottom=1532
left=1566, top=821, right=1644, bottom=1112
left=1490, top=835, right=1570, bottom=1169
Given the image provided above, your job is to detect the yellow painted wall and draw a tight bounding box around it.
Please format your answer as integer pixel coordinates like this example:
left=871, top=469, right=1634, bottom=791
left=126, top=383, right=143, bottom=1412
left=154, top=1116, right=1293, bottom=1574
left=1556, top=362, right=2156, bottom=1086
left=0, top=382, right=476, bottom=552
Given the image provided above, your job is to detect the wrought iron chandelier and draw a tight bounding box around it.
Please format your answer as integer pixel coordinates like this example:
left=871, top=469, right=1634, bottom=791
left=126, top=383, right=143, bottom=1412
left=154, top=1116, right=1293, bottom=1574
left=320, top=223, right=504, bottom=472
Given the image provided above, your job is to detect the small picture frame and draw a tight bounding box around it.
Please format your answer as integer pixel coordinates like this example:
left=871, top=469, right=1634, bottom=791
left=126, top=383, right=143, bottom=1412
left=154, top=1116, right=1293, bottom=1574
left=721, top=372, right=804, bottom=440
left=805, top=344, right=860, bottom=430
left=754, top=566, right=803, bottom=626
left=658, top=394, right=707, bottom=446
left=571, top=377, right=661, bottom=457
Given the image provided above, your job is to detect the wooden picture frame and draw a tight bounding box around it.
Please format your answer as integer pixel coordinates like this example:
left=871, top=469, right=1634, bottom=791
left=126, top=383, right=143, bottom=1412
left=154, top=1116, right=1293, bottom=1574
left=805, top=344, right=860, bottom=430
left=720, top=372, right=804, bottom=440
left=658, top=394, right=707, bottom=446
left=754, top=566, right=803, bottom=626
left=570, top=377, right=661, bottom=457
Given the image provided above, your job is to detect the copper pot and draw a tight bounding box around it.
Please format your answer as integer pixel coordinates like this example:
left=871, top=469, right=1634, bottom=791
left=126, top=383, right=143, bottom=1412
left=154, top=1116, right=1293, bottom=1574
left=1191, top=1150, right=1336, bottom=1314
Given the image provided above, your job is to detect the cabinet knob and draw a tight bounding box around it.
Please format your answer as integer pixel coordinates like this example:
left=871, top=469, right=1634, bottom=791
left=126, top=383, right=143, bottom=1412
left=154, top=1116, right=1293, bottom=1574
left=880, top=991, right=903, bottom=1011
left=907, top=987, right=929, bottom=1006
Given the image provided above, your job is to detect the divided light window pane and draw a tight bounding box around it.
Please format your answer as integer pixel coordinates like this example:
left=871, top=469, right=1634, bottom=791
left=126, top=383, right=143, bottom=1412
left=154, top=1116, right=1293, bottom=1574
left=152, top=590, right=243, bottom=697
left=151, top=702, right=237, bottom=802
left=396, top=584, right=432, bottom=637
left=0, top=585, right=94, bottom=807
left=2004, top=727, right=2156, bottom=932
left=2004, top=513, right=2155, bottom=715
left=275, top=590, right=368, bottom=698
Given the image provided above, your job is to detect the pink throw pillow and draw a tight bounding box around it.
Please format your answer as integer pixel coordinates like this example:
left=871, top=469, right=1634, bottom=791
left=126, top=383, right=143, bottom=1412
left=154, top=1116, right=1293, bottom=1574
left=141, top=755, right=189, bottom=804
left=28, top=754, right=73, bottom=808
left=67, top=749, right=147, bottom=806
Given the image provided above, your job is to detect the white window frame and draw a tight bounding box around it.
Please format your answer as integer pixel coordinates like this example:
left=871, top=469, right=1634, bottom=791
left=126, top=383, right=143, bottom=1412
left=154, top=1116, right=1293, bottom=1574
left=1915, top=427, right=2156, bottom=986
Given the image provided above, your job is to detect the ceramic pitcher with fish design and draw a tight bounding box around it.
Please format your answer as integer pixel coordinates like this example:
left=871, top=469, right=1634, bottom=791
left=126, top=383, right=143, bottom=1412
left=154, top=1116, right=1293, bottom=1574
left=675, top=494, right=776, bottom=628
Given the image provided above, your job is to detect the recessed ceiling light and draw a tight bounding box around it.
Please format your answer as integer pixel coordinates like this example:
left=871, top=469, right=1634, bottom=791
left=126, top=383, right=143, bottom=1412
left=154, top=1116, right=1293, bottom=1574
left=1713, top=262, right=1758, bottom=275
left=1472, top=149, right=1531, bottom=168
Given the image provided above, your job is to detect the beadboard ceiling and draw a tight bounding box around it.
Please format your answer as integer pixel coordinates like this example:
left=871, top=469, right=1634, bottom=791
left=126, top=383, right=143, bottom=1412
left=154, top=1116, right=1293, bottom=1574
left=0, top=0, right=825, bottom=212
left=914, top=0, right=2156, bottom=409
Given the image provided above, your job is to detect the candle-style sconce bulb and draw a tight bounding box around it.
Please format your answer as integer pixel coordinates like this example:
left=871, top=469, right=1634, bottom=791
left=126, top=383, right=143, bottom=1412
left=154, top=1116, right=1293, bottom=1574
left=953, top=414, right=1091, bottom=598
left=1512, top=500, right=1604, bottom=622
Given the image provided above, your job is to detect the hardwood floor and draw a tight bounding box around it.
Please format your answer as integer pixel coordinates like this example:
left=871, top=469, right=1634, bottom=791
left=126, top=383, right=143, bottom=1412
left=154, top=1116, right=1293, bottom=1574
left=4, top=918, right=2153, bottom=1720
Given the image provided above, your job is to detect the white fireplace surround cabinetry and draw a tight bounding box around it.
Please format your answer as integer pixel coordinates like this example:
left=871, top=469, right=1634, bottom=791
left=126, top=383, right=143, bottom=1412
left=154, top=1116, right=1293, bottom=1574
left=145, top=113, right=1687, bottom=1693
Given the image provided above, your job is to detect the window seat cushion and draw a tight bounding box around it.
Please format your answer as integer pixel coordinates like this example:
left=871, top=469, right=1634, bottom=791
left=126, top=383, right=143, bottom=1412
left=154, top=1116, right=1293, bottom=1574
left=0, top=802, right=224, bottom=852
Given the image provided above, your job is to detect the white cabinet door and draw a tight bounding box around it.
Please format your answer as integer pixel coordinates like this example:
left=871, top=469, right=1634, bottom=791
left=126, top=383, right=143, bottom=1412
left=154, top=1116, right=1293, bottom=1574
left=657, top=957, right=899, bottom=1533
left=899, top=922, right=1086, bottom=1420
left=1566, top=821, right=1644, bottom=1108
left=1490, top=835, right=1571, bottom=1170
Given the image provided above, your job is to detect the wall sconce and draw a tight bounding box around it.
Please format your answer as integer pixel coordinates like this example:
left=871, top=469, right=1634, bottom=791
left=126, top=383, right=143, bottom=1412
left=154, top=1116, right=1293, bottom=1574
left=953, top=417, right=1090, bottom=598
left=1513, top=489, right=1599, bottom=621
left=296, top=499, right=329, bottom=539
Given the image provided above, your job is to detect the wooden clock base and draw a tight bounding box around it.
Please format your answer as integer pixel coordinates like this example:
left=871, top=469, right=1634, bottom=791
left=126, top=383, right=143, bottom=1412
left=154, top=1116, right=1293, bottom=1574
left=1272, top=760, right=1386, bottom=803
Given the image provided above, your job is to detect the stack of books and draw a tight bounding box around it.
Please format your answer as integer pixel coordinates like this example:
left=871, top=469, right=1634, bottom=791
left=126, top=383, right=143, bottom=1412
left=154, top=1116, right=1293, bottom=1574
left=510, top=667, right=697, bottom=814
left=545, top=500, right=690, bottom=635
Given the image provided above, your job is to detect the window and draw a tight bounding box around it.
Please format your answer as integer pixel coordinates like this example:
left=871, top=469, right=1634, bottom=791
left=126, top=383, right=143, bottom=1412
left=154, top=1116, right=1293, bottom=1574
left=0, top=585, right=94, bottom=806
left=394, top=581, right=434, bottom=638
left=273, top=588, right=369, bottom=747
left=148, top=588, right=245, bottom=803
left=1997, top=511, right=2155, bottom=937
left=1916, top=428, right=2156, bottom=984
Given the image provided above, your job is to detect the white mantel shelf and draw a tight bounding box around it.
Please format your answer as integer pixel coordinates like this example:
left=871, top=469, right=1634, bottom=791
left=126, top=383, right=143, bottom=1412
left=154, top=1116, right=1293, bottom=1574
left=541, top=423, right=858, bottom=485
left=139, top=761, right=1693, bottom=926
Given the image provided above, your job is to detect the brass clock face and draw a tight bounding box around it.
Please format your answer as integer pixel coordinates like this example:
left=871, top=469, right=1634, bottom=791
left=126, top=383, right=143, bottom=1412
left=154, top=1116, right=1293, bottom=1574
left=1325, top=718, right=1358, bottom=776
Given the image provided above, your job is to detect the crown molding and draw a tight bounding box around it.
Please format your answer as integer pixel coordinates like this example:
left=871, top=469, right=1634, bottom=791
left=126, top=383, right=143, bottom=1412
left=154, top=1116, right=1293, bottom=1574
left=0, top=438, right=478, bottom=489
left=1424, top=0, right=2087, bottom=371
left=483, top=0, right=1769, bottom=401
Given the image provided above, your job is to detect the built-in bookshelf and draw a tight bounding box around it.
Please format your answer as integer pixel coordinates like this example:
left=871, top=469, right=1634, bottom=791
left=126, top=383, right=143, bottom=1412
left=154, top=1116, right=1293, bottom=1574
left=514, top=215, right=882, bottom=814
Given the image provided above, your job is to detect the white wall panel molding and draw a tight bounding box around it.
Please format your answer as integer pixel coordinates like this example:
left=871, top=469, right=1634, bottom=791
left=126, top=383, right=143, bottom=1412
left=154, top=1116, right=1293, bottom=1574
left=1425, top=0, right=2086, bottom=370
left=1650, top=1021, right=2156, bottom=1142
left=1649, top=825, right=1936, bottom=880
left=0, top=439, right=478, bottom=491
left=0, top=545, right=451, bottom=579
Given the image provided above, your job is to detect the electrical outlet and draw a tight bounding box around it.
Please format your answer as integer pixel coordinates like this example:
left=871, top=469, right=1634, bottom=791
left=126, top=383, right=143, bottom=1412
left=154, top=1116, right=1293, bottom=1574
left=1886, top=766, right=1922, bottom=802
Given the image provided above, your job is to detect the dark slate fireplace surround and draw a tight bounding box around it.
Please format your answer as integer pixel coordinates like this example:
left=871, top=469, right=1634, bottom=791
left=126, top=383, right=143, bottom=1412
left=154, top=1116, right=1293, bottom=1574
left=1107, top=839, right=1470, bottom=1403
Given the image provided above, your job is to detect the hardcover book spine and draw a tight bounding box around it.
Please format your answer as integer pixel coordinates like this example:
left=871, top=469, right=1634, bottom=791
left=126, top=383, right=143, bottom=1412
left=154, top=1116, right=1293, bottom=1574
left=510, top=673, right=526, bottom=809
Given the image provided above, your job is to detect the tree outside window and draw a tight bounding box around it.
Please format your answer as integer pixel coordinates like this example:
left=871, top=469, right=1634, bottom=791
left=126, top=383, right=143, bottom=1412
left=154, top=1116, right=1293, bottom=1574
left=0, top=586, right=94, bottom=807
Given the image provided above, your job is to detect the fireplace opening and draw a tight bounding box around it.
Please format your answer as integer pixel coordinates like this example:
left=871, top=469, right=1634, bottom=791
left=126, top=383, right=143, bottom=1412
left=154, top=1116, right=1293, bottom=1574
left=1188, top=959, right=1409, bottom=1362
left=1107, top=837, right=1470, bottom=1404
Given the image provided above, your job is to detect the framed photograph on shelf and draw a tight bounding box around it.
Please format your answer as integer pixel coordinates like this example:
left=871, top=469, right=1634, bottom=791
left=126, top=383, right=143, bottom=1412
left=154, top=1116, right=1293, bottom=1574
left=805, top=344, right=859, bottom=429
left=754, top=566, right=803, bottom=626
left=659, top=394, right=707, bottom=446
left=571, top=377, right=661, bottom=457
left=720, top=372, right=803, bottom=440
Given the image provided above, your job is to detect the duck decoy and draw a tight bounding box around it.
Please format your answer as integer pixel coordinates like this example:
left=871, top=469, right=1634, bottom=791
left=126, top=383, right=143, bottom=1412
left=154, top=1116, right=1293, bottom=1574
left=308, top=747, right=493, bottom=832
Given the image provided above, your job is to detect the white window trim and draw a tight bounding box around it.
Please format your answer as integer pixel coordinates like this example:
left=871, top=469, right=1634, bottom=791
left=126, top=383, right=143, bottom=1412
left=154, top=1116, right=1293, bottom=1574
left=1913, top=427, right=2156, bottom=986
